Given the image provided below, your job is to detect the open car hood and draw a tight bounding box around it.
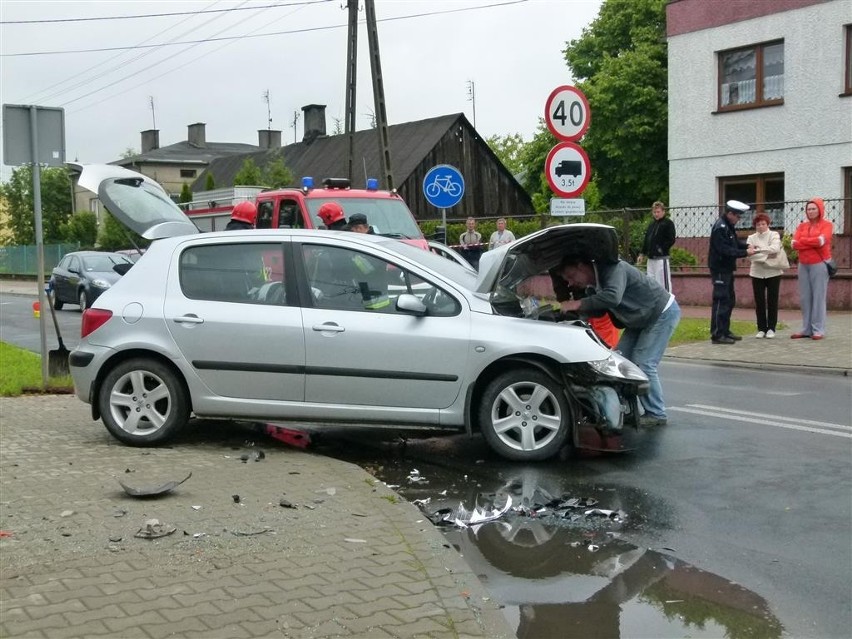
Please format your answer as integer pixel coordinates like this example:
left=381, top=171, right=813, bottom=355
left=475, top=223, right=621, bottom=316
left=69, top=163, right=200, bottom=239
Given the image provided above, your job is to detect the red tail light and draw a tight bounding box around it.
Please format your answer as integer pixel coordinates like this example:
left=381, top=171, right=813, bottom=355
left=81, top=308, right=113, bottom=338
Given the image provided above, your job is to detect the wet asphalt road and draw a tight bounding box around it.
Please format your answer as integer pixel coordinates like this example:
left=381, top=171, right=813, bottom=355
left=311, top=361, right=852, bottom=639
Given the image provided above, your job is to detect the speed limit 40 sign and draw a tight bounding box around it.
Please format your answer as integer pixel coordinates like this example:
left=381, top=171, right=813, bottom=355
left=545, top=85, right=590, bottom=142
left=545, top=142, right=590, bottom=198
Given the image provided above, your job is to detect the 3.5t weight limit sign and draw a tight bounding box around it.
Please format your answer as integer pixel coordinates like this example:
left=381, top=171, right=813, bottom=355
left=545, top=85, right=590, bottom=141
left=545, top=142, right=591, bottom=198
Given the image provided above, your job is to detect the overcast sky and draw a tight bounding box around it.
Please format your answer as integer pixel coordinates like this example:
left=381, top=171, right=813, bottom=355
left=0, top=0, right=602, bottom=181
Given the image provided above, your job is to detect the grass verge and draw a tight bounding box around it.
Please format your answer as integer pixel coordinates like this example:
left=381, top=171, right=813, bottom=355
left=669, top=318, right=761, bottom=346
left=0, top=342, right=74, bottom=396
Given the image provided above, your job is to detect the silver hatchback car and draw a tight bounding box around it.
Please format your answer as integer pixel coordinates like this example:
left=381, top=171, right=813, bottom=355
left=69, top=164, right=648, bottom=462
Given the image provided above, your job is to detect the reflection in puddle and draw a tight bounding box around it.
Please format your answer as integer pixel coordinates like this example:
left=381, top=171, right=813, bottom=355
left=317, top=438, right=784, bottom=639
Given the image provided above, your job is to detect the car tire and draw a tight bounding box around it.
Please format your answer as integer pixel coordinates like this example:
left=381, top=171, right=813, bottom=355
left=53, top=296, right=64, bottom=311
left=98, top=358, right=190, bottom=446
left=479, top=368, right=572, bottom=461
left=78, top=289, right=88, bottom=310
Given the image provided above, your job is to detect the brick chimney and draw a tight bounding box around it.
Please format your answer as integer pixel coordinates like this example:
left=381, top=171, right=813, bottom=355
left=258, top=129, right=282, bottom=149
left=301, top=105, right=326, bottom=144
left=141, top=129, right=159, bottom=154
left=188, top=122, right=206, bottom=148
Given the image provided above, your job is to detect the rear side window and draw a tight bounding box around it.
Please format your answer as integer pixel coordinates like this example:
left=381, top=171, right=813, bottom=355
left=180, top=243, right=285, bottom=305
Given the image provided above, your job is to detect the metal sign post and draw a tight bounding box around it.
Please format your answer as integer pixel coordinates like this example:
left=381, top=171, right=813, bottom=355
left=3, top=103, right=66, bottom=387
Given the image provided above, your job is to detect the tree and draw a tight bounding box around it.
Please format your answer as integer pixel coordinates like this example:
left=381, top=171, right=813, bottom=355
left=120, top=148, right=138, bottom=159
left=486, top=133, right=526, bottom=176
left=179, top=183, right=193, bottom=204
left=205, top=173, right=215, bottom=190
left=60, top=211, right=98, bottom=247
left=0, top=165, right=73, bottom=245
left=262, top=158, right=294, bottom=189
left=233, top=158, right=262, bottom=186
left=563, top=0, right=668, bottom=208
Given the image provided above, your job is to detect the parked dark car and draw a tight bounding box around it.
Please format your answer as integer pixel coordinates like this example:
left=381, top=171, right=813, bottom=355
left=49, top=251, right=134, bottom=310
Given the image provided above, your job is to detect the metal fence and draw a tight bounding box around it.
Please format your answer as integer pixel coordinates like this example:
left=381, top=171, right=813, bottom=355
left=0, top=243, right=80, bottom=276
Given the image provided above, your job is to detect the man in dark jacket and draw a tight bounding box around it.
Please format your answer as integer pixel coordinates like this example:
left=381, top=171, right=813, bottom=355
left=554, top=256, right=680, bottom=428
left=709, top=200, right=756, bottom=344
left=637, top=201, right=676, bottom=291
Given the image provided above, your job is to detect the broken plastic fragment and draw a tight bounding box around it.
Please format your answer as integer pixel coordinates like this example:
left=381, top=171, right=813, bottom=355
left=135, top=519, right=177, bottom=539
left=230, top=528, right=272, bottom=536
left=118, top=472, right=192, bottom=497
left=264, top=423, right=311, bottom=448
left=240, top=450, right=266, bottom=463
left=344, top=538, right=367, bottom=543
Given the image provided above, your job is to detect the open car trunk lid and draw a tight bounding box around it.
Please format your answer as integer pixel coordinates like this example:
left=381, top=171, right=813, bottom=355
left=69, top=163, right=200, bottom=240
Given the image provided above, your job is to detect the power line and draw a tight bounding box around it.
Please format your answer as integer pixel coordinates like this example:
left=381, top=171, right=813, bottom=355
left=0, top=0, right=329, bottom=25
left=2, top=1, right=528, bottom=57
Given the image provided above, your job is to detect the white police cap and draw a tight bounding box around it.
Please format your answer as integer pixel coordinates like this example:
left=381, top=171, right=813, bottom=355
left=725, top=199, right=750, bottom=214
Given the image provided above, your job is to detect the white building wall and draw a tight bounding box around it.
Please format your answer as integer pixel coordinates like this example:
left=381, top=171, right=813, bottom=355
left=668, top=0, right=852, bottom=232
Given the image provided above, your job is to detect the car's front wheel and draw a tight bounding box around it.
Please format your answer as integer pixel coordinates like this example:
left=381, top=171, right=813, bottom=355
left=479, top=368, right=571, bottom=461
left=98, top=358, right=190, bottom=446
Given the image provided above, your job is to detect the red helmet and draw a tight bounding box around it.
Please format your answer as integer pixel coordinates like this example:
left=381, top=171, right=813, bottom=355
left=318, top=201, right=345, bottom=227
left=231, top=201, right=257, bottom=226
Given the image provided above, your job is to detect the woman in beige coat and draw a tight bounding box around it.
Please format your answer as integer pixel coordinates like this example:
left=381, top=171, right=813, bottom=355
left=746, top=213, right=786, bottom=338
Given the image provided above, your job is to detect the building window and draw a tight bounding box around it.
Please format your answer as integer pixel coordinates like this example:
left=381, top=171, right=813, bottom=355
left=845, top=25, right=852, bottom=96
left=719, top=174, right=784, bottom=228
left=180, top=169, right=197, bottom=178
left=718, top=41, right=784, bottom=110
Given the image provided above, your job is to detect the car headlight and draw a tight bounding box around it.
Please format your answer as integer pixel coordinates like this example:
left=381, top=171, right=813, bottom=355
left=587, top=352, right=647, bottom=382
left=90, top=278, right=111, bottom=289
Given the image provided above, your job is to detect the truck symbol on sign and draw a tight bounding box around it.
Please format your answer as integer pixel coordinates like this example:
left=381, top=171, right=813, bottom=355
left=555, top=159, right=583, bottom=178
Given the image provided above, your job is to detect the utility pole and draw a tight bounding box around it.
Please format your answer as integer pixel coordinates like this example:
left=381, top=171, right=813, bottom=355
left=263, top=90, right=272, bottom=129
left=364, top=0, right=393, bottom=190
left=290, top=110, right=300, bottom=143
left=466, top=80, right=476, bottom=128
left=344, top=0, right=359, bottom=183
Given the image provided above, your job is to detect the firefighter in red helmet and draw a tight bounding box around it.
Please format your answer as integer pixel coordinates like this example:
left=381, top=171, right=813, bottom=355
left=226, top=201, right=257, bottom=230
left=317, top=201, right=347, bottom=230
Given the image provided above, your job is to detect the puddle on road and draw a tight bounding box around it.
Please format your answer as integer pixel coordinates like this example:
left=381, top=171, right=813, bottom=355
left=314, top=433, right=784, bottom=639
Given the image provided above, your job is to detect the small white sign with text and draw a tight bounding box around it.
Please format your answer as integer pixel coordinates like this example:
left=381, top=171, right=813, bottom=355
left=550, top=198, right=585, bottom=217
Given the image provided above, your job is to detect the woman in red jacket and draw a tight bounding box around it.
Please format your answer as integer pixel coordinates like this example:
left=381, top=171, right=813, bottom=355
left=791, top=197, right=833, bottom=339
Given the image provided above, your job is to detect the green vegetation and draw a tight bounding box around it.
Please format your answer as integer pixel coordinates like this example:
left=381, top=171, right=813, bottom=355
left=0, top=165, right=74, bottom=245
left=0, top=342, right=73, bottom=396
left=96, top=210, right=148, bottom=251
left=669, top=318, right=758, bottom=346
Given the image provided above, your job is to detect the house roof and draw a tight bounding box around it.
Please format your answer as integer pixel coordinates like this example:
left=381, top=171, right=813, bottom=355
left=116, top=141, right=260, bottom=167
left=193, top=113, right=466, bottom=190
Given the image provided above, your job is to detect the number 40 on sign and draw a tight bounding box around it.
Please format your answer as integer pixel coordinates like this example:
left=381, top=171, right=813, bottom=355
left=545, top=85, right=591, bottom=142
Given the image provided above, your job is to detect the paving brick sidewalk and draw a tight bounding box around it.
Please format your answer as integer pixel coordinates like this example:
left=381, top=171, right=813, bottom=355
left=0, top=396, right=513, bottom=639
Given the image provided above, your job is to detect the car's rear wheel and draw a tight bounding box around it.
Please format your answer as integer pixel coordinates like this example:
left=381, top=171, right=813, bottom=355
left=98, top=358, right=190, bottom=446
left=78, top=289, right=88, bottom=310
left=479, top=368, right=571, bottom=461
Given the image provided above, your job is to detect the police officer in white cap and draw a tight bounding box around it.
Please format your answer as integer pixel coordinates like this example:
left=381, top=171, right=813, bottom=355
left=708, top=200, right=757, bottom=344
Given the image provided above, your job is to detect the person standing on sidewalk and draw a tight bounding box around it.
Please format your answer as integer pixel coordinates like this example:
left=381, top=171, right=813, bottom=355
left=553, top=255, right=680, bottom=428
left=709, top=200, right=757, bottom=344
left=637, top=201, right=676, bottom=292
left=791, top=197, right=833, bottom=340
left=746, top=213, right=786, bottom=338
left=459, top=217, right=483, bottom=269
left=488, top=218, right=516, bottom=250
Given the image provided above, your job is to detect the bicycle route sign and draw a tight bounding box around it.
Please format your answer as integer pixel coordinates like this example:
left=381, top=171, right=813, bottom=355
left=545, top=141, right=591, bottom=198
left=544, top=85, right=591, bottom=142
left=422, top=164, right=464, bottom=209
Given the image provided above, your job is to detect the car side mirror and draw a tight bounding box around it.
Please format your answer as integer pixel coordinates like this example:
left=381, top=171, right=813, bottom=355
left=113, top=263, right=133, bottom=276
left=396, top=293, right=427, bottom=316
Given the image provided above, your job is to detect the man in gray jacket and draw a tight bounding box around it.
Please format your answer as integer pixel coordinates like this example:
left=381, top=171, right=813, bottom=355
left=554, top=256, right=681, bottom=427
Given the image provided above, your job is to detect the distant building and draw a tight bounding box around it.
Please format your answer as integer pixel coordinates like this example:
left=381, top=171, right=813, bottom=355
left=195, top=105, right=534, bottom=222
left=73, top=123, right=270, bottom=217
left=667, top=0, right=851, bottom=234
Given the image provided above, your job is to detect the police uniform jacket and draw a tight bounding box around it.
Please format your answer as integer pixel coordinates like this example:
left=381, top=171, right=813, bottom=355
left=709, top=216, right=747, bottom=272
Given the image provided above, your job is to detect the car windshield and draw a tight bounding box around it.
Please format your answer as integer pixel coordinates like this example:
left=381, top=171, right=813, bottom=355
left=377, top=239, right=478, bottom=290
left=305, top=197, right=422, bottom=239
left=82, top=254, right=132, bottom=271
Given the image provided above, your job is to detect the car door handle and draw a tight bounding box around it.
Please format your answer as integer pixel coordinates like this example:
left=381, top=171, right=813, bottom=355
left=312, top=323, right=345, bottom=333
left=172, top=315, right=204, bottom=325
